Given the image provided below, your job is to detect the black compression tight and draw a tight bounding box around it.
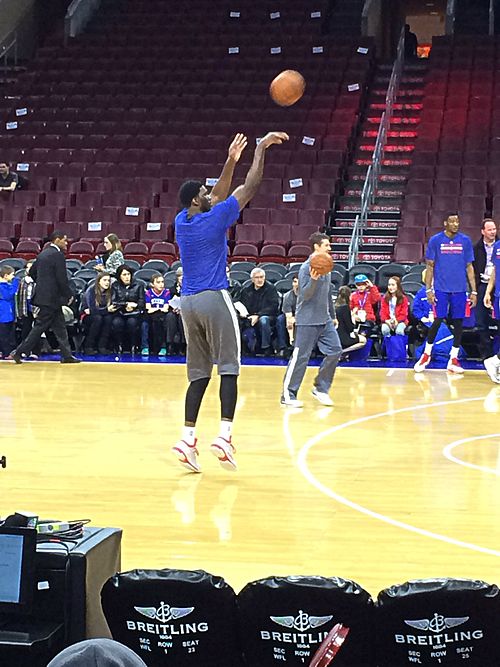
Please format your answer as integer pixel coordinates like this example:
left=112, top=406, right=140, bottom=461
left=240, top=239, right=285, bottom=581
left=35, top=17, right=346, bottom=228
left=427, top=317, right=463, bottom=347
left=185, top=378, right=210, bottom=424
left=220, top=374, right=238, bottom=421
left=185, top=375, right=238, bottom=424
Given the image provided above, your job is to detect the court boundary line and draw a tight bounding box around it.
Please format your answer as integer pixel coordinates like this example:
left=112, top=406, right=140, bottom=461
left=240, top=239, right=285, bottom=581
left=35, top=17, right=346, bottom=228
left=443, top=434, right=500, bottom=476
left=295, top=395, right=500, bottom=557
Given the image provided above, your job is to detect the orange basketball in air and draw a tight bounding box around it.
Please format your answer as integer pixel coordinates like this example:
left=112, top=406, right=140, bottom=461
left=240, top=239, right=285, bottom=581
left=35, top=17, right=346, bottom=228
left=310, top=252, right=334, bottom=276
left=269, top=69, right=306, bottom=107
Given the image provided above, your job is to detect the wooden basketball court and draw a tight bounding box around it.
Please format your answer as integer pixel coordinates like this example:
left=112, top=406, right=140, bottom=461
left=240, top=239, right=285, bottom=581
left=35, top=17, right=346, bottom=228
left=1, top=361, right=499, bottom=597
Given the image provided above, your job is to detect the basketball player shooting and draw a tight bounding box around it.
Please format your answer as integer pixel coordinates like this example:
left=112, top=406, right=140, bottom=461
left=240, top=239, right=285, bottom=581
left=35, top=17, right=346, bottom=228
left=173, top=131, right=289, bottom=473
left=281, top=232, right=342, bottom=408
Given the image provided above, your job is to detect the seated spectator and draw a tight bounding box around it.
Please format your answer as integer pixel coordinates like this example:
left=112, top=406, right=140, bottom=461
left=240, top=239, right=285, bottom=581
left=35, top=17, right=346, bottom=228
left=47, top=638, right=147, bottom=667
left=0, top=161, right=19, bottom=191
left=226, top=265, right=242, bottom=302
left=350, top=274, right=380, bottom=333
left=335, top=286, right=367, bottom=353
left=167, top=266, right=186, bottom=354
left=238, top=267, right=286, bottom=355
left=380, top=276, right=409, bottom=338
left=282, top=274, right=299, bottom=345
left=95, top=233, right=124, bottom=276
left=15, top=259, right=42, bottom=358
left=81, top=272, right=113, bottom=355
left=142, top=273, right=174, bottom=356
left=110, top=264, right=144, bottom=353
left=0, top=265, right=19, bottom=358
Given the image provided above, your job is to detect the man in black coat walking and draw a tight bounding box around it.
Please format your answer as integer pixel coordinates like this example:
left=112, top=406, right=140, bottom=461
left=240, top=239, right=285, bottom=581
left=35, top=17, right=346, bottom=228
left=10, top=230, right=80, bottom=363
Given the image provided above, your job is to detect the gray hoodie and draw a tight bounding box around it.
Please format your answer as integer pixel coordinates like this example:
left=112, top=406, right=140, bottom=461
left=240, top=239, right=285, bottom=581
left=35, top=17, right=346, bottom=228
left=47, top=639, right=147, bottom=667
left=296, top=257, right=335, bottom=326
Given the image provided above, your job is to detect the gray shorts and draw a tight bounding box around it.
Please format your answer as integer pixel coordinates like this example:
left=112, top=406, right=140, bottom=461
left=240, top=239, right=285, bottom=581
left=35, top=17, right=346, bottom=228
left=180, top=289, right=241, bottom=382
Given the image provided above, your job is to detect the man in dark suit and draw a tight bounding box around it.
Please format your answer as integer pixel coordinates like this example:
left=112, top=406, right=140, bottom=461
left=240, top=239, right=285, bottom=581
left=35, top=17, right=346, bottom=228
left=10, top=230, right=80, bottom=363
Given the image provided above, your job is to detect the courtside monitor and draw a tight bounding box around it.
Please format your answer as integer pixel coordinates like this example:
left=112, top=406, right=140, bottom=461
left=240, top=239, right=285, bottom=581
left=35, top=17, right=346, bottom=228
left=0, top=526, right=37, bottom=615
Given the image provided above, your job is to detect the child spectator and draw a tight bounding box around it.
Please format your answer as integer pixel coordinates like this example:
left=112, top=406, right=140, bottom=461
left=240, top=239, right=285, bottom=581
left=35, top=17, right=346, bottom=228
left=350, top=274, right=380, bottom=333
left=167, top=266, right=186, bottom=354
left=335, top=286, right=367, bottom=352
left=142, top=273, right=172, bottom=356
left=81, top=272, right=113, bottom=355
left=380, top=276, right=409, bottom=338
left=15, top=259, right=42, bottom=358
left=95, top=234, right=124, bottom=276
left=0, top=265, right=19, bottom=358
left=110, top=264, right=144, bottom=354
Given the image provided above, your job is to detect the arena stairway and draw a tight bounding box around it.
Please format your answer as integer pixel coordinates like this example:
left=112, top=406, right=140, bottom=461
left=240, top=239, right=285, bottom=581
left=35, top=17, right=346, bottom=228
left=328, top=60, right=427, bottom=267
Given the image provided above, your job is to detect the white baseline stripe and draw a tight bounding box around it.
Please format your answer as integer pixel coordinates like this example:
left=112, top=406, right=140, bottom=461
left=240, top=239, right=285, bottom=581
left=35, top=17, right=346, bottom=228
left=296, top=395, right=500, bottom=557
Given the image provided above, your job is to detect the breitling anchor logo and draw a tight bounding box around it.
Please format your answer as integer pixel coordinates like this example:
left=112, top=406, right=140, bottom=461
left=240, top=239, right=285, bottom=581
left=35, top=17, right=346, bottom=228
left=134, top=602, right=194, bottom=623
left=404, top=613, right=469, bottom=633
left=270, top=610, right=333, bottom=632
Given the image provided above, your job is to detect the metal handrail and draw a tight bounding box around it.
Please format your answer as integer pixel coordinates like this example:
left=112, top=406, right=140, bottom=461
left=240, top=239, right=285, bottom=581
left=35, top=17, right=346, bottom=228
left=65, top=0, right=102, bottom=42
left=445, top=0, right=456, bottom=35
left=0, top=35, right=17, bottom=70
left=347, top=26, right=405, bottom=268
left=489, top=0, right=495, bottom=35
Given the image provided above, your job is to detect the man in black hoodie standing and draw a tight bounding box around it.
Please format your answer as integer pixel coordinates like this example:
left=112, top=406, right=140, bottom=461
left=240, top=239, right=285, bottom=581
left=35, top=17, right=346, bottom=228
left=239, top=267, right=286, bottom=355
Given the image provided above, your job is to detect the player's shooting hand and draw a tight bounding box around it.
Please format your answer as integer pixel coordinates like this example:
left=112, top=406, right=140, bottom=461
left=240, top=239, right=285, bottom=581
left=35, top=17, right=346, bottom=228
left=310, top=267, right=321, bottom=280
left=469, top=293, right=477, bottom=308
left=484, top=292, right=492, bottom=309
left=228, top=133, right=248, bottom=162
left=259, top=131, right=289, bottom=149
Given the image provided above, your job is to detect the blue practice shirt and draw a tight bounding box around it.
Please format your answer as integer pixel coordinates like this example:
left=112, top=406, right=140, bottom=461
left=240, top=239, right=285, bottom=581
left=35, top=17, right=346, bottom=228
left=175, top=196, right=240, bottom=296
left=492, top=240, right=500, bottom=297
left=425, top=231, right=474, bottom=293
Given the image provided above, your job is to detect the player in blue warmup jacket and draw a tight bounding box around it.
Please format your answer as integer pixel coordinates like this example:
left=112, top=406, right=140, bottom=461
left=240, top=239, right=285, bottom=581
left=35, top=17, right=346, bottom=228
left=414, top=213, right=477, bottom=374
left=172, top=131, right=289, bottom=474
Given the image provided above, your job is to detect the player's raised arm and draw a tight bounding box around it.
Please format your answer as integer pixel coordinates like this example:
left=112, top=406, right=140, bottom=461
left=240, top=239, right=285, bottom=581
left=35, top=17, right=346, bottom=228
left=232, top=131, right=289, bottom=210
left=210, top=133, right=248, bottom=205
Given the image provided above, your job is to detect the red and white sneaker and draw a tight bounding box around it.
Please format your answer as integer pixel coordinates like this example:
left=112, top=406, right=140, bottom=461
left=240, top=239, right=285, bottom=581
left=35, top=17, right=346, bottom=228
left=414, top=352, right=431, bottom=373
left=210, top=437, right=237, bottom=472
left=172, top=439, right=201, bottom=473
left=447, top=357, right=464, bottom=374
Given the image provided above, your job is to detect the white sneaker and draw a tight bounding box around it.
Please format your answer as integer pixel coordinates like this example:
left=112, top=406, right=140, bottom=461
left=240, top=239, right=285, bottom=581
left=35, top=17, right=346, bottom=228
left=446, top=357, right=464, bottom=374
left=280, top=396, right=304, bottom=408
left=414, top=352, right=431, bottom=373
left=484, top=356, right=500, bottom=384
left=172, top=439, right=201, bottom=473
left=311, top=388, right=334, bottom=406
left=210, top=437, right=237, bottom=471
